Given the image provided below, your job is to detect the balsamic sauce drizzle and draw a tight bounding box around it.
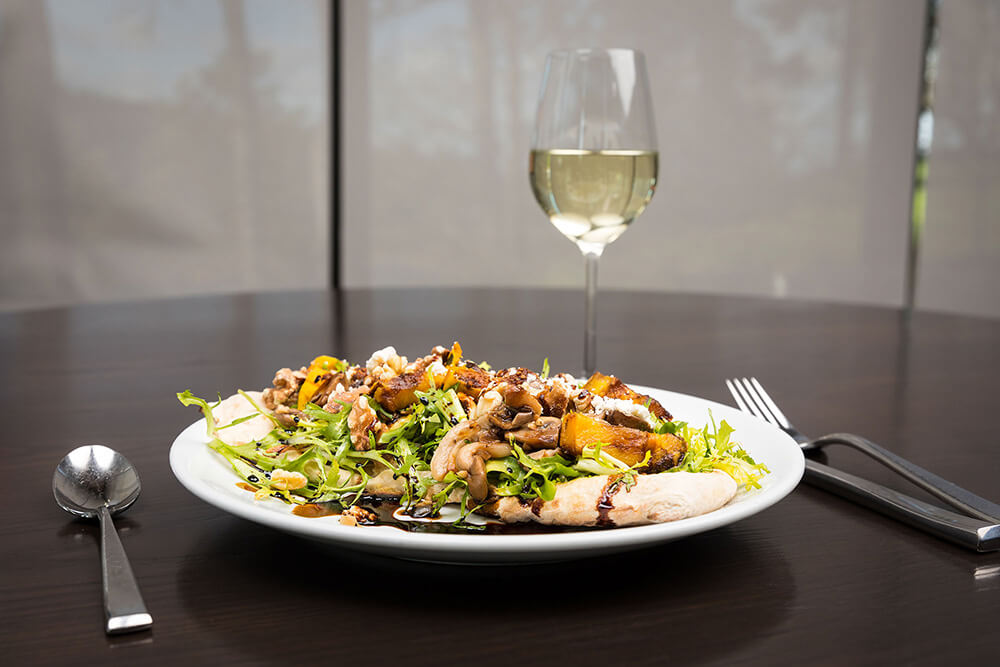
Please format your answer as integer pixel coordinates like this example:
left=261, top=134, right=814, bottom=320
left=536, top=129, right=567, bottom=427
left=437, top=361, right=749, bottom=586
left=596, top=475, right=626, bottom=527
left=288, top=495, right=598, bottom=535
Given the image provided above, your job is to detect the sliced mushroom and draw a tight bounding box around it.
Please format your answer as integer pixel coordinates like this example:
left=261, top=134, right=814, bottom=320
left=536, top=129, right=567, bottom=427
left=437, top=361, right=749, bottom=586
left=430, top=419, right=479, bottom=481
left=482, top=442, right=512, bottom=459
left=310, top=371, right=347, bottom=407
left=488, top=385, right=543, bottom=429
left=432, top=385, right=552, bottom=500
left=605, top=413, right=653, bottom=431
left=429, top=420, right=513, bottom=500
left=453, top=440, right=513, bottom=501
left=501, top=385, right=543, bottom=416
left=489, top=409, right=532, bottom=430
left=507, top=416, right=561, bottom=450
left=455, top=442, right=490, bottom=500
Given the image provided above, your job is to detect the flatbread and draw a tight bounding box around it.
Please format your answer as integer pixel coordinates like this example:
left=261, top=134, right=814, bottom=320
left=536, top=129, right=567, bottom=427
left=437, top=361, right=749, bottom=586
left=484, top=470, right=738, bottom=527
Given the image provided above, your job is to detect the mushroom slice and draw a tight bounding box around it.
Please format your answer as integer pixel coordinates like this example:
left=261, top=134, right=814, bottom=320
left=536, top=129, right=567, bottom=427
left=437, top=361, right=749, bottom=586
left=454, top=442, right=491, bottom=500
left=604, top=410, right=654, bottom=432
left=501, top=385, right=543, bottom=416
left=489, top=409, right=534, bottom=430
left=453, top=440, right=514, bottom=501
left=489, top=385, right=543, bottom=430
left=507, top=416, right=561, bottom=450
left=430, top=420, right=479, bottom=481
left=430, top=421, right=514, bottom=501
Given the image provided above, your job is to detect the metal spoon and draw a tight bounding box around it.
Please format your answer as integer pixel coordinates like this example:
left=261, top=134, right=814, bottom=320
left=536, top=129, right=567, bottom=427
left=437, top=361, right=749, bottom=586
left=53, top=445, right=153, bottom=634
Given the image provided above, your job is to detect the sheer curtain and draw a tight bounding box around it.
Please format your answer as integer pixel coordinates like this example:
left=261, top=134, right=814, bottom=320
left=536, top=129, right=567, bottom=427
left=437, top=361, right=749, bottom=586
left=917, top=0, right=1000, bottom=318
left=2, top=1, right=996, bottom=318
left=0, top=0, right=329, bottom=310
left=342, top=0, right=926, bottom=308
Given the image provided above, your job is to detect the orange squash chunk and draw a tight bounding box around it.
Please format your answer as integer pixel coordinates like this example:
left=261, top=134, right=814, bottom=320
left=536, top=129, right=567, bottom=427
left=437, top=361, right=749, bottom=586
left=443, top=365, right=491, bottom=399
left=373, top=371, right=433, bottom=412
left=558, top=412, right=685, bottom=473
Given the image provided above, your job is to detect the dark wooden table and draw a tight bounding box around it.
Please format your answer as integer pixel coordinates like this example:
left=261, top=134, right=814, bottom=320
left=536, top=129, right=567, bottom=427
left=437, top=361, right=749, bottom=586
left=3, top=288, right=999, bottom=665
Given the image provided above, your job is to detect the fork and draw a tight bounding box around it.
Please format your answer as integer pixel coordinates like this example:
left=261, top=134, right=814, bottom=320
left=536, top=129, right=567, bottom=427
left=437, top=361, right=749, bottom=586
left=726, top=377, right=1000, bottom=552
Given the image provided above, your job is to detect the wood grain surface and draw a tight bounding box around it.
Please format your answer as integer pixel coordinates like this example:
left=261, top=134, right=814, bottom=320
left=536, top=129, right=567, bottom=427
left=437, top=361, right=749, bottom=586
left=2, top=288, right=998, bottom=666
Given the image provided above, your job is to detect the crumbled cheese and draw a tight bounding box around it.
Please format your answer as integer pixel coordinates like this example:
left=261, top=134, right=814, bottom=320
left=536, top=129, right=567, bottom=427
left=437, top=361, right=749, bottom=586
left=550, top=374, right=581, bottom=394
left=427, top=360, right=447, bottom=377
left=366, top=346, right=408, bottom=381
left=523, top=372, right=545, bottom=397
left=590, top=395, right=658, bottom=430
left=553, top=373, right=578, bottom=384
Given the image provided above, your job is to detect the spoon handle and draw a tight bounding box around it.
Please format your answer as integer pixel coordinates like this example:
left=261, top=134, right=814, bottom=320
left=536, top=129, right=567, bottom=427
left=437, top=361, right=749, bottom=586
left=99, top=506, right=152, bottom=634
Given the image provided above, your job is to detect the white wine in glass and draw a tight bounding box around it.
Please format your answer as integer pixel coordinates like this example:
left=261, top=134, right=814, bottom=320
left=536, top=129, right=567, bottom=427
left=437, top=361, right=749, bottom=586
left=530, top=149, right=657, bottom=252
left=529, top=49, right=658, bottom=377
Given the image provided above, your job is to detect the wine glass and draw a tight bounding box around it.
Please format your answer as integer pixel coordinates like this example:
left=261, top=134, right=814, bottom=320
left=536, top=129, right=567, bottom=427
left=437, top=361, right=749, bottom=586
left=529, top=48, right=658, bottom=378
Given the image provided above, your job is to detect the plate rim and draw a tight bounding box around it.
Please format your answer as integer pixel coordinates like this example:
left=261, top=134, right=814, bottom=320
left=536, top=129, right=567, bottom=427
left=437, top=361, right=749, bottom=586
left=169, top=385, right=805, bottom=557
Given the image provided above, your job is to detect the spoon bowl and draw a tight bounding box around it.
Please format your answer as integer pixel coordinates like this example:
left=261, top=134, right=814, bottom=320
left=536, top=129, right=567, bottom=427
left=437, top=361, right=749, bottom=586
left=53, top=444, right=152, bottom=635
left=54, top=445, right=141, bottom=518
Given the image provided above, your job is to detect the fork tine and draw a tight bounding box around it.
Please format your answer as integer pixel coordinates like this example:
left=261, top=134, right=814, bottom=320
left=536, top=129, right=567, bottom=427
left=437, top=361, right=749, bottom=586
left=731, top=378, right=767, bottom=421
left=743, top=378, right=778, bottom=424
left=725, top=379, right=751, bottom=413
left=739, top=377, right=781, bottom=427
left=749, top=377, right=791, bottom=429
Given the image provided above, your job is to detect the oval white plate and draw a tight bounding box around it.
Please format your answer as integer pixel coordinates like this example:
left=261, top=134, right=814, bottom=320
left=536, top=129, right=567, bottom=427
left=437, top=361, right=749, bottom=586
left=170, top=386, right=804, bottom=563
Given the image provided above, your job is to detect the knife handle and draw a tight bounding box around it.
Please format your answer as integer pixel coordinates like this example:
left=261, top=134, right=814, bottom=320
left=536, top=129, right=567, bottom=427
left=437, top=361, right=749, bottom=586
left=810, top=433, right=1000, bottom=524
left=803, top=460, right=1000, bottom=552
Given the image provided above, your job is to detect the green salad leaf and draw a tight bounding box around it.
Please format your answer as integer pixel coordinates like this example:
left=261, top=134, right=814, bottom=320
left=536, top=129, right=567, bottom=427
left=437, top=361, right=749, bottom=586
left=669, top=410, right=770, bottom=489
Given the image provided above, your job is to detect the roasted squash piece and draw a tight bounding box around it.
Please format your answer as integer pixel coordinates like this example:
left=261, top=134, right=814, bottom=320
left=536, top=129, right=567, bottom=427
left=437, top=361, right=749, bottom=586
left=583, top=372, right=672, bottom=420
left=443, top=365, right=491, bottom=399
left=375, top=357, right=490, bottom=412
left=373, top=371, right=433, bottom=412
left=558, top=412, right=685, bottom=473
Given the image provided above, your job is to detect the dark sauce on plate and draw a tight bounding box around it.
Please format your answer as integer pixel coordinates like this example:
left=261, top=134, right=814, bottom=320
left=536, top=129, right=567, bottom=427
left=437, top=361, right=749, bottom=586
left=290, top=495, right=599, bottom=535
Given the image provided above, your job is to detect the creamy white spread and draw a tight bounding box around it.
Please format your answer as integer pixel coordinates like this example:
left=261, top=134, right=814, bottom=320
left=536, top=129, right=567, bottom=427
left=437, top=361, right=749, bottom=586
left=590, top=395, right=658, bottom=430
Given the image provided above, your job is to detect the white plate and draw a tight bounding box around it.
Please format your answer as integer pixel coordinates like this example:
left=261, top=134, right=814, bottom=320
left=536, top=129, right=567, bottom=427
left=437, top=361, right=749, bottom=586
left=169, top=386, right=804, bottom=563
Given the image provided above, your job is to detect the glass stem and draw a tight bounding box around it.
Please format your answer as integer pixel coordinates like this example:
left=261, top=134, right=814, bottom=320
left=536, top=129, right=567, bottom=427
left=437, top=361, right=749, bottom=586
left=583, top=249, right=602, bottom=378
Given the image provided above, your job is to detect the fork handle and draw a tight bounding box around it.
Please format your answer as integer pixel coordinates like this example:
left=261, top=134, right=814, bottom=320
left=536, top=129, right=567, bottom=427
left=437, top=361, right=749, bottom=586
left=811, top=433, right=1000, bottom=523
left=804, top=460, right=1000, bottom=552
